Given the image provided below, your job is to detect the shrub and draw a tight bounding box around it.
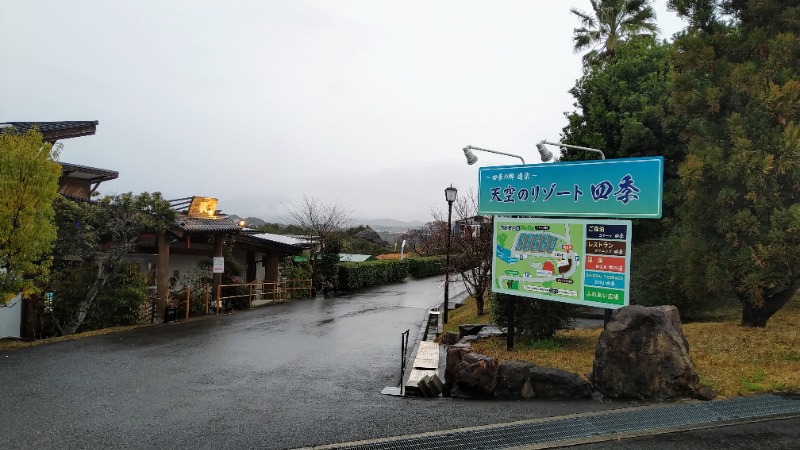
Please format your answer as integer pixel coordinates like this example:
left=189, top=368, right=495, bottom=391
left=45, top=262, right=149, bottom=335
left=490, top=292, right=576, bottom=342
left=630, top=238, right=733, bottom=321
left=406, top=256, right=446, bottom=278
left=337, top=260, right=409, bottom=290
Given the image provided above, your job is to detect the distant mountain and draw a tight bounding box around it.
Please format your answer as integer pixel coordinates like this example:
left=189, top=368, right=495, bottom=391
left=227, top=214, right=425, bottom=234
left=226, top=215, right=272, bottom=227
left=360, top=218, right=425, bottom=230
left=244, top=216, right=266, bottom=226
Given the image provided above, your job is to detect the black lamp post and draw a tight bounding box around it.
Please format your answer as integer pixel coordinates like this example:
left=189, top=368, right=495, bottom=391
left=443, top=185, right=457, bottom=324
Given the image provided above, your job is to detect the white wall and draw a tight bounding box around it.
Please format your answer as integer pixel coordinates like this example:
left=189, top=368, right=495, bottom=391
left=0, top=294, right=22, bottom=339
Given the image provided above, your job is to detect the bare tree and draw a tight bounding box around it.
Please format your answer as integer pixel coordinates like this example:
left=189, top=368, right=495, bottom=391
left=399, top=221, right=447, bottom=257
left=435, top=189, right=493, bottom=316
left=283, top=195, right=353, bottom=288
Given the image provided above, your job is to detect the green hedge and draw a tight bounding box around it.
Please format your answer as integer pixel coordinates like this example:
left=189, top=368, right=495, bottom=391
left=406, top=256, right=446, bottom=278
left=338, top=260, right=410, bottom=290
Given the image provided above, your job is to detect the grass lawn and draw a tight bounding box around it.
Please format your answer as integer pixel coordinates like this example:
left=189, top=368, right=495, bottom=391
left=443, top=295, right=800, bottom=398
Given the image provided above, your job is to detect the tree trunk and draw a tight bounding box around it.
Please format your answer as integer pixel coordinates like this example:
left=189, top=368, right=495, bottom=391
left=739, top=283, right=798, bottom=327
left=63, top=257, right=112, bottom=335
left=475, top=291, right=485, bottom=316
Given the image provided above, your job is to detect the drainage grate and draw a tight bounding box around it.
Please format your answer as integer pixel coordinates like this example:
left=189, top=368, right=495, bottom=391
left=317, top=395, right=800, bottom=450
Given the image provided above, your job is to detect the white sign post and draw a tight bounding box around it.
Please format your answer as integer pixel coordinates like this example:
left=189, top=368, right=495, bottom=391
left=212, top=257, right=224, bottom=274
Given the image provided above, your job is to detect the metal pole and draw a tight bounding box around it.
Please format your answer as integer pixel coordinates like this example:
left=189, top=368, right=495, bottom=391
left=185, top=286, right=190, bottom=320
left=444, top=199, right=453, bottom=324
left=506, top=295, right=516, bottom=350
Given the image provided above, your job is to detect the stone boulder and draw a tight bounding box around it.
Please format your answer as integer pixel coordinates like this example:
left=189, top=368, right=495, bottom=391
left=495, top=360, right=536, bottom=399
left=591, top=305, right=714, bottom=400
left=440, top=331, right=459, bottom=346
left=495, top=360, right=591, bottom=400
left=529, top=366, right=592, bottom=399
left=458, top=324, right=486, bottom=340
left=477, top=326, right=506, bottom=339
left=449, top=352, right=498, bottom=398
left=443, top=344, right=471, bottom=397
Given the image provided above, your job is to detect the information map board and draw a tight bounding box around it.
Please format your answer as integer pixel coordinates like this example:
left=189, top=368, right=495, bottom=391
left=492, top=217, right=632, bottom=309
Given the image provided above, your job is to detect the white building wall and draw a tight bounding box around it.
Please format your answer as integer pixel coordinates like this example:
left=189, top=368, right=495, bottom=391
left=0, top=294, right=22, bottom=339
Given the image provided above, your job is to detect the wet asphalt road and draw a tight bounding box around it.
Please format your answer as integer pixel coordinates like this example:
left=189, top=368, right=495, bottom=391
left=1, top=277, right=625, bottom=449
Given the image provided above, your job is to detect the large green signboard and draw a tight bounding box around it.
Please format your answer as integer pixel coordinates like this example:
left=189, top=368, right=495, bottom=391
left=478, top=157, right=663, bottom=218
left=492, top=217, right=632, bottom=309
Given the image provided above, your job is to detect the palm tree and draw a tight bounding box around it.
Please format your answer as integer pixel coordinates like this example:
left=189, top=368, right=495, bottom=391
left=572, top=0, right=660, bottom=69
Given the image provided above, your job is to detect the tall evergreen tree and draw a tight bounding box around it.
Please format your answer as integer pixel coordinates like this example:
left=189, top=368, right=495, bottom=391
left=572, top=0, right=660, bottom=69
left=562, top=36, right=683, bottom=241
left=669, top=0, right=800, bottom=326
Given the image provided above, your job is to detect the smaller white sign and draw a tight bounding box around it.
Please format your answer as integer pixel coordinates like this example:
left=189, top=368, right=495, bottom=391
left=213, top=257, right=224, bottom=274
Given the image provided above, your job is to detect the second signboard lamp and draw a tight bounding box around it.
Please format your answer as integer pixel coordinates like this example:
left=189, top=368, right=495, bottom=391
left=536, top=140, right=606, bottom=161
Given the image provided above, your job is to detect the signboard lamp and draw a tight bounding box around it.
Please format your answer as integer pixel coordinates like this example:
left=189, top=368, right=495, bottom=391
left=537, top=140, right=606, bottom=161
left=463, top=145, right=525, bottom=165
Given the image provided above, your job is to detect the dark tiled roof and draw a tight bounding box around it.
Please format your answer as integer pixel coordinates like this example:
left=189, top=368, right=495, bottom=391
left=1, top=121, right=98, bottom=142
left=235, top=233, right=305, bottom=256
left=175, top=216, right=241, bottom=233
left=60, top=162, right=119, bottom=182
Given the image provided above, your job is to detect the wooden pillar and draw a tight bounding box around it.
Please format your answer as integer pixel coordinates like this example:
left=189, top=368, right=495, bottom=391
left=212, top=233, right=224, bottom=307
left=263, top=253, right=280, bottom=283
left=246, top=250, right=256, bottom=283
left=157, top=233, right=170, bottom=321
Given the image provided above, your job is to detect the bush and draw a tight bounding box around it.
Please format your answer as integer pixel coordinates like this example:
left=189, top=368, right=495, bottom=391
left=630, top=238, right=733, bottom=321
left=406, top=256, right=446, bottom=278
left=490, top=292, right=576, bottom=342
left=337, top=260, right=409, bottom=290
left=45, top=262, right=149, bottom=335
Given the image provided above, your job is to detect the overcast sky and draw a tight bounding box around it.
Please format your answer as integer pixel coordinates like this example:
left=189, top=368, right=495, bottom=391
left=1, top=1, right=685, bottom=223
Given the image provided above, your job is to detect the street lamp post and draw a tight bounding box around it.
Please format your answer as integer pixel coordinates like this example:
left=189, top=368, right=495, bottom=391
left=443, top=185, right=457, bottom=324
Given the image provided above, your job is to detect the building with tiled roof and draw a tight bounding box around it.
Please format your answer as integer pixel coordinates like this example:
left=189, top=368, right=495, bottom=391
left=126, top=196, right=306, bottom=319
left=0, top=121, right=98, bottom=143
left=1, top=120, right=115, bottom=201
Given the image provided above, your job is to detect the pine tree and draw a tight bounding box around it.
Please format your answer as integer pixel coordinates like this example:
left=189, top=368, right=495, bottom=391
left=670, top=0, right=800, bottom=326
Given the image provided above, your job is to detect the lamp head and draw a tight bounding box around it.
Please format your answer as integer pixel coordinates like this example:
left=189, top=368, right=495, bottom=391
left=444, top=185, right=457, bottom=203
left=463, top=146, right=478, bottom=165
left=536, top=141, right=554, bottom=162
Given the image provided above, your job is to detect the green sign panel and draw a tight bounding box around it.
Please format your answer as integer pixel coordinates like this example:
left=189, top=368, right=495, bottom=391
left=478, top=157, right=663, bottom=218
left=492, top=217, right=632, bottom=309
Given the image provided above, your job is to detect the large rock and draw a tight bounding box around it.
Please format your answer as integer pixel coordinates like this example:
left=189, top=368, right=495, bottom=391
left=451, top=352, right=499, bottom=398
left=477, top=326, right=506, bottom=339
left=443, top=344, right=471, bottom=397
left=440, top=331, right=459, bottom=346
left=458, top=324, right=486, bottom=340
left=495, top=360, right=591, bottom=400
left=495, top=360, right=536, bottom=399
left=529, top=366, right=592, bottom=399
left=591, top=305, right=712, bottom=400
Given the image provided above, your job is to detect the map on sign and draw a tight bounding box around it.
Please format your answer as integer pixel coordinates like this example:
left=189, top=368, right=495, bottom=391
left=492, top=217, right=632, bottom=309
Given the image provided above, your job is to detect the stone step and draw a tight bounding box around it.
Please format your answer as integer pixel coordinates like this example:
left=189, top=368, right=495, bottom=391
left=404, top=340, right=442, bottom=397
